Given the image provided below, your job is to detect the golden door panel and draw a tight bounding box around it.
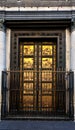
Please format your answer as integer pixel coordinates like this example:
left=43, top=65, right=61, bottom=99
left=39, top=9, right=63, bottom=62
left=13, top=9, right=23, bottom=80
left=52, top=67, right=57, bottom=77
left=23, top=58, right=34, bottom=69
left=42, top=71, right=52, bottom=81
left=23, top=96, right=33, bottom=108
left=23, top=83, right=34, bottom=94
left=23, top=45, right=34, bottom=55
left=42, top=58, right=52, bottom=69
left=20, top=41, right=56, bottom=112
left=42, top=45, right=52, bottom=56
left=42, top=83, right=52, bottom=94
left=23, top=72, right=33, bottom=81
left=20, top=44, right=34, bottom=55
left=42, top=96, right=52, bottom=110
left=20, top=58, right=34, bottom=69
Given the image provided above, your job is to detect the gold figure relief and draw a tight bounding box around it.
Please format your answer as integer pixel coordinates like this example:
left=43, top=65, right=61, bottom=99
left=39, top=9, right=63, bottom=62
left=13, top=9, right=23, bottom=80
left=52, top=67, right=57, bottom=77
left=24, top=72, right=33, bottom=81
left=42, top=83, right=52, bottom=94
left=23, top=58, right=34, bottom=68
left=23, top=96, right=33, bottom=107
left=42, top=58, right=52, bottom=69
left=23, top=45, right=34, bottom=55
left=42, top=71, right=52, bottom=81
left=23, top=83, right=33, bottom=94
left=42, top=45, right=52, bottom=55
left=42, top=96, right=52, bottom=108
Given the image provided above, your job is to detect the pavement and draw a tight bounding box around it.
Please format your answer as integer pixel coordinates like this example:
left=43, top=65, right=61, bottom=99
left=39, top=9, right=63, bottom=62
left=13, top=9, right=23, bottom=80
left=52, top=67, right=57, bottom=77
left=0, top=120, right=75, bottom=130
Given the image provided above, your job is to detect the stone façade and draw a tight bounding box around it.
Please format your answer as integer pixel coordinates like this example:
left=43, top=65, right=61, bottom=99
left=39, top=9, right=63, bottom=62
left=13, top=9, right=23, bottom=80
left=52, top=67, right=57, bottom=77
left=0, top=0, right=75, bottom=7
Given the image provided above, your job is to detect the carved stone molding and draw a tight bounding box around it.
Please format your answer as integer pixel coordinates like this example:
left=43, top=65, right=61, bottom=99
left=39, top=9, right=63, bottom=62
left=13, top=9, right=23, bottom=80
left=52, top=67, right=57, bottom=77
left=71, top=18, right=75, bottom=31
left=0, top=19, right=5, bottom=31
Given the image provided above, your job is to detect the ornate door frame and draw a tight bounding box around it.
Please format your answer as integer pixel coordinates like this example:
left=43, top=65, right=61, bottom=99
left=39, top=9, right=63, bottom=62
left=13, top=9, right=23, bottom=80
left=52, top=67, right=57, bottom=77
left=9, top=30, right=66, bottom=116
left=10, top=30, right=65, bottom=70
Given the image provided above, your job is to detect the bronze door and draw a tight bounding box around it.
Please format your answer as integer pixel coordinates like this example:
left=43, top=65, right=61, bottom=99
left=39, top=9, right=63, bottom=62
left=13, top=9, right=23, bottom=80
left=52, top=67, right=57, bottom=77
left=19, top=39, right=56, bottom=115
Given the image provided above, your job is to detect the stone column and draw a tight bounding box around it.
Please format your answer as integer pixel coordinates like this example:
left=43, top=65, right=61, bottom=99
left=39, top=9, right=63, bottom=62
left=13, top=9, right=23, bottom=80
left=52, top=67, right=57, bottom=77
left=0, top=19, right=6, bottom=119
left=6, top=29, right=11, bottom=71
left=6, top=29, right=11, bottom=113
left=71, top=20, right=75, bottom=121
left=66, top=28, right=71, bottom=71
left=66, top=28, right=71, bottom=114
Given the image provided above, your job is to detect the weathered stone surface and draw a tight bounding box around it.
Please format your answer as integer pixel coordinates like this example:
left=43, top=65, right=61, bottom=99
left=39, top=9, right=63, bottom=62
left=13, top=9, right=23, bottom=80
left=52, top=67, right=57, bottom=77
left=0, top=0, right=75, bottom=7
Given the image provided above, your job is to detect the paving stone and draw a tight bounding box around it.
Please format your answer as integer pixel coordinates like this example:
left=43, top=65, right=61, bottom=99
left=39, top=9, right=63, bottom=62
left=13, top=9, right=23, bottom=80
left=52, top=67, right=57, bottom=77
left=0, top=121, right=75, bottom=130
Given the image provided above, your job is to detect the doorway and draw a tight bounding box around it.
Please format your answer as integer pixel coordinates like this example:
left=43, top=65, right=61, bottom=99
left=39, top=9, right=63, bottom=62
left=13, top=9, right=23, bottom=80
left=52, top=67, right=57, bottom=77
left=19, top=38, right=57, bottom=115
left=10, top=30, right=66, bottom=117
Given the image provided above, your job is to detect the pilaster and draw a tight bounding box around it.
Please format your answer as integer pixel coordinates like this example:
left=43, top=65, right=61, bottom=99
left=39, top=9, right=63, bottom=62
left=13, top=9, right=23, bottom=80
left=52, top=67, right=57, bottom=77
left=0, top=19, right=6, bottom=119
left=66, top=28, right=71, bottom=71
left=71, top=19, right=75, bottom=121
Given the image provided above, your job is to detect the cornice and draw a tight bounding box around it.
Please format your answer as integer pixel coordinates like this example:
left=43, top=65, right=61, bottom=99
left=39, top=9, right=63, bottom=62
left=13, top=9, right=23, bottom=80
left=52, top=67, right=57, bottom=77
left=0, top=10, right=75, bottom=22
left=0, top=10, right=73, bottom=21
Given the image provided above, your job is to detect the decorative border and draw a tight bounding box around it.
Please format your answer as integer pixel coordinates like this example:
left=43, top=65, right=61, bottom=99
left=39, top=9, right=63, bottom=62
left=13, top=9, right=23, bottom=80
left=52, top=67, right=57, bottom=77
left=11, top=30, right=65, bottom=70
